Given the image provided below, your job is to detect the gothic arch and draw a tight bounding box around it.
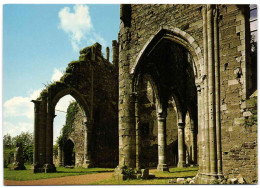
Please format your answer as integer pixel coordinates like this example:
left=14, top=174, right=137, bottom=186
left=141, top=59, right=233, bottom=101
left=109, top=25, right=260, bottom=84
left=50, top=87, right=91, bottom=121
left=131, top=27, right=203, bottom=80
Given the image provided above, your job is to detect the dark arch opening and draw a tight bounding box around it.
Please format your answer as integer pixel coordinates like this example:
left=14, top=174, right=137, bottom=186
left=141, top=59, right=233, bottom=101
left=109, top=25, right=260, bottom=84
left=52, top=93, right=88, bottom=168
left=133, top=34, right=198, bottom=170
left=63, top=139, right=75, bottom=166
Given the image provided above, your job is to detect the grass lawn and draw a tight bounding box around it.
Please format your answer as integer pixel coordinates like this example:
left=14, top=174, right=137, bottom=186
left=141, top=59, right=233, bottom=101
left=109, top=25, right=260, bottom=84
left=4, top=164, right=198, bottom=185
left=92, top=166, right=199, bottom=185
left=4, top=164, right=114, bottom=181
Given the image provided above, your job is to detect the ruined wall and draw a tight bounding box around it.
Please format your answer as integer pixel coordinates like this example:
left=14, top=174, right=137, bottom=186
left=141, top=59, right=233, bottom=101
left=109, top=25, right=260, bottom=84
left=119, top=4, right=257, bottom=183
left=66, top=43, right=119, bottom=168
left=35, top=42, right=119, bottom=171
left=67, top=104, right=85, bottom=167
left=218, top=5, right=257, bottom=183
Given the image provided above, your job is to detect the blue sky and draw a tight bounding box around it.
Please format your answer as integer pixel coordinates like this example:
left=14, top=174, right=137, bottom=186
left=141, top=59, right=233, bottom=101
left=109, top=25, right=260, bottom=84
left=3, top=4, right=120, bottom=140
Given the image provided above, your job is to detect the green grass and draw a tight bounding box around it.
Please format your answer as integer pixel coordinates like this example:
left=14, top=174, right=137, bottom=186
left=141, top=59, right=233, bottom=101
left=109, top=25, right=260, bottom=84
left=92, top=166, right=199, bottom=185
left=4, top=165, right=198, bottom=185
left=4, top=164, right=114, bottom=181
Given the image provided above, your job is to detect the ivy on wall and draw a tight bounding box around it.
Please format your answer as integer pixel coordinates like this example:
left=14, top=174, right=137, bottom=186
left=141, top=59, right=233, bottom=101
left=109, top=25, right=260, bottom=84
left=58, top=101, right=79, bottom=146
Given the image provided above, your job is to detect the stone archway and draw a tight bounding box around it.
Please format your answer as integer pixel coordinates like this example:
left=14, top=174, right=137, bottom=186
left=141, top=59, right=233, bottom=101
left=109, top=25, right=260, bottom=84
left=32, top=42, right=119, bottom=173
left=131, top=28, right=199, bottom=172
left=118, top=7, right=223, bottom=181
left=32, top=85, right=92, bottom=172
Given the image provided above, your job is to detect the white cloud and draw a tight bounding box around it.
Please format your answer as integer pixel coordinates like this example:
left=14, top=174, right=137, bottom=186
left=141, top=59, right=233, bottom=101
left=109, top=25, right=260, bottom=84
left=58, top=5, right=93, bottom=51
left=3, top=96, right=33, bottom=119
left=3, top=121, right=33, bottom=137
left=58, top=5, right=108, bottom=53
left=51, top=68, right=64, bottom=82
left=3, top=88, right=43, bottom=120
left=55, top=95, right=75, bottom=112
left=3, top=68, right=70, bottom=138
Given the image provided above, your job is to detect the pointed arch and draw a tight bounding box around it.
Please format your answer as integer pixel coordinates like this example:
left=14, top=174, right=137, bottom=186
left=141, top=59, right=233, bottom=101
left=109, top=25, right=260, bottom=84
left=131, top=27, right=203, bottom=80
left=51, top=87, right=91, bottom=121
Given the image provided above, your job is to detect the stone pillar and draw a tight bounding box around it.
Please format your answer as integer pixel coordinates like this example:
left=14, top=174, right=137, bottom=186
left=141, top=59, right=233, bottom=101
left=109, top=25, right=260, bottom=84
left=106, top=47, right=110, bottom=61
left=39, top=97, right=47, bottom=168
left=207, top=5, right=217, bottom=176
left=44, top=108, right=56, bottom=172
left=32, top=100, right=41, bottom=172
left=196, top=85, right=202, bottom=170
left=202, top=5, right=210, bottom=175
left=135, top=94, right=141, bottom=170
left=58, top=145, right=63, bottom=167
left=178, top=122, right=186, bottom=168
left=62, top=148, right=65, bottom=167
left=157, top=112, right=169, bottom=172
left=214, top=6, right=223, bottom=176
left=117, top=4, right=136, bottom=170
left=190, top=128, right=196, bottom=164
left=112, top=40, right=119, bottom=71
left=83, top=120, right=93, bottom=168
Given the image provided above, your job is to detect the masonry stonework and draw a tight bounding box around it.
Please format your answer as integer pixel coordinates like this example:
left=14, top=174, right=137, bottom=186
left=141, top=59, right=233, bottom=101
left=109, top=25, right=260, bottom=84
left=33, top=4, right=257, bottom=184
left=117, top=4, right=257, bottom=184
left=33, top=42, right=119, bottom=172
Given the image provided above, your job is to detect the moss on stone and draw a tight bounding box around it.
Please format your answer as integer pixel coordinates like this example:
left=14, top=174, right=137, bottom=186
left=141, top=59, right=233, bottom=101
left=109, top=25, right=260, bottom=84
left=58, top=102, right=79, bottom=145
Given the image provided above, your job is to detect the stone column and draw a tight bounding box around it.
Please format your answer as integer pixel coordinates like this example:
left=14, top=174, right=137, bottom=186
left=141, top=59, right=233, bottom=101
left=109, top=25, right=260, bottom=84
left=112, top=40, right=119, bottom=71
left=32, top=100, right=41, bottom=172
left=202, top=5, right=210, bottom=175
left=117, top=4, right=136, bottom=170
left=106, top=47, right=110, bottom=61
left=196, top=85, right=202, bottom=170
left=190, top=128, right=197, bottom=164
left=83, top=120, right=93, bottom=168
left=157, top=112, right=169, bottom=172
left=214, top=6, right=223, bottom=176
left=38, top=97, right=47, bottom=168
left=62, top=148, right=65, bottom=167
left=178, top=122, right=186, bottom=168
left=207, top=5, right=217, bottom=176
left=135, top=94, right=141, bottom=170
left=45, top=108, right=56, bottom=172
left=58, top=145, right=63, bottom=166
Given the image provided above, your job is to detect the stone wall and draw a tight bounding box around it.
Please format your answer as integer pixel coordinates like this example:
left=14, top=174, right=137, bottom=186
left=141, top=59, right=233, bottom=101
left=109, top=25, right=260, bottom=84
left=118, top=4, right=257, bottom=183
left=67, top=104, right=85, bottom=167
left=34, top=42, right=119, bottom=172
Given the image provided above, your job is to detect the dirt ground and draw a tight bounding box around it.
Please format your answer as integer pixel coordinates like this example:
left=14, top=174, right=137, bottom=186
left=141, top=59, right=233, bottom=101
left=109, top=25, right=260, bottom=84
left=4, top=172, right=113, bottom=185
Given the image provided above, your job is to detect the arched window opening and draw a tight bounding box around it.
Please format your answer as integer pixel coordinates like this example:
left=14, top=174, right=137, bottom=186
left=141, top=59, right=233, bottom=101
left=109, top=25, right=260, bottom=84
left=53, top=94, right=87, bottom=168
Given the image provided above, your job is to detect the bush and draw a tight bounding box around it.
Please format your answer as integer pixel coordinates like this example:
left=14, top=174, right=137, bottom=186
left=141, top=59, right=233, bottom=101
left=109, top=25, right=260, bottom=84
left=23, top=145, right=33, bottom=164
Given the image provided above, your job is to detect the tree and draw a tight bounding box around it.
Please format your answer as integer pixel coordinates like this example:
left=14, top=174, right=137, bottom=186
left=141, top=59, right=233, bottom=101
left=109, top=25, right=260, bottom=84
left=23, top=145, right=33, bottom=164
left=3, top=134, right=13, bottom=149
left=12, top=131, right=33, bottom=146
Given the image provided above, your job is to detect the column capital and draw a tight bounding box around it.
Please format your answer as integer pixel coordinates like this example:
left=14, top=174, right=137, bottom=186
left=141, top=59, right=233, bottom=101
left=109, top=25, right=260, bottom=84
left=31, top=100, right=41, bottom=113
left=157, top=112, right=167, bottom=120
left=47, top=113, right=56, bottom=119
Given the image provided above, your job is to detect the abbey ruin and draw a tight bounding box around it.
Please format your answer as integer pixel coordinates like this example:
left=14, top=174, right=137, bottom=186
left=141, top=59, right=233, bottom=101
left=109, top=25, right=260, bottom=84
left=32, top=4, right=257, bottom=184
